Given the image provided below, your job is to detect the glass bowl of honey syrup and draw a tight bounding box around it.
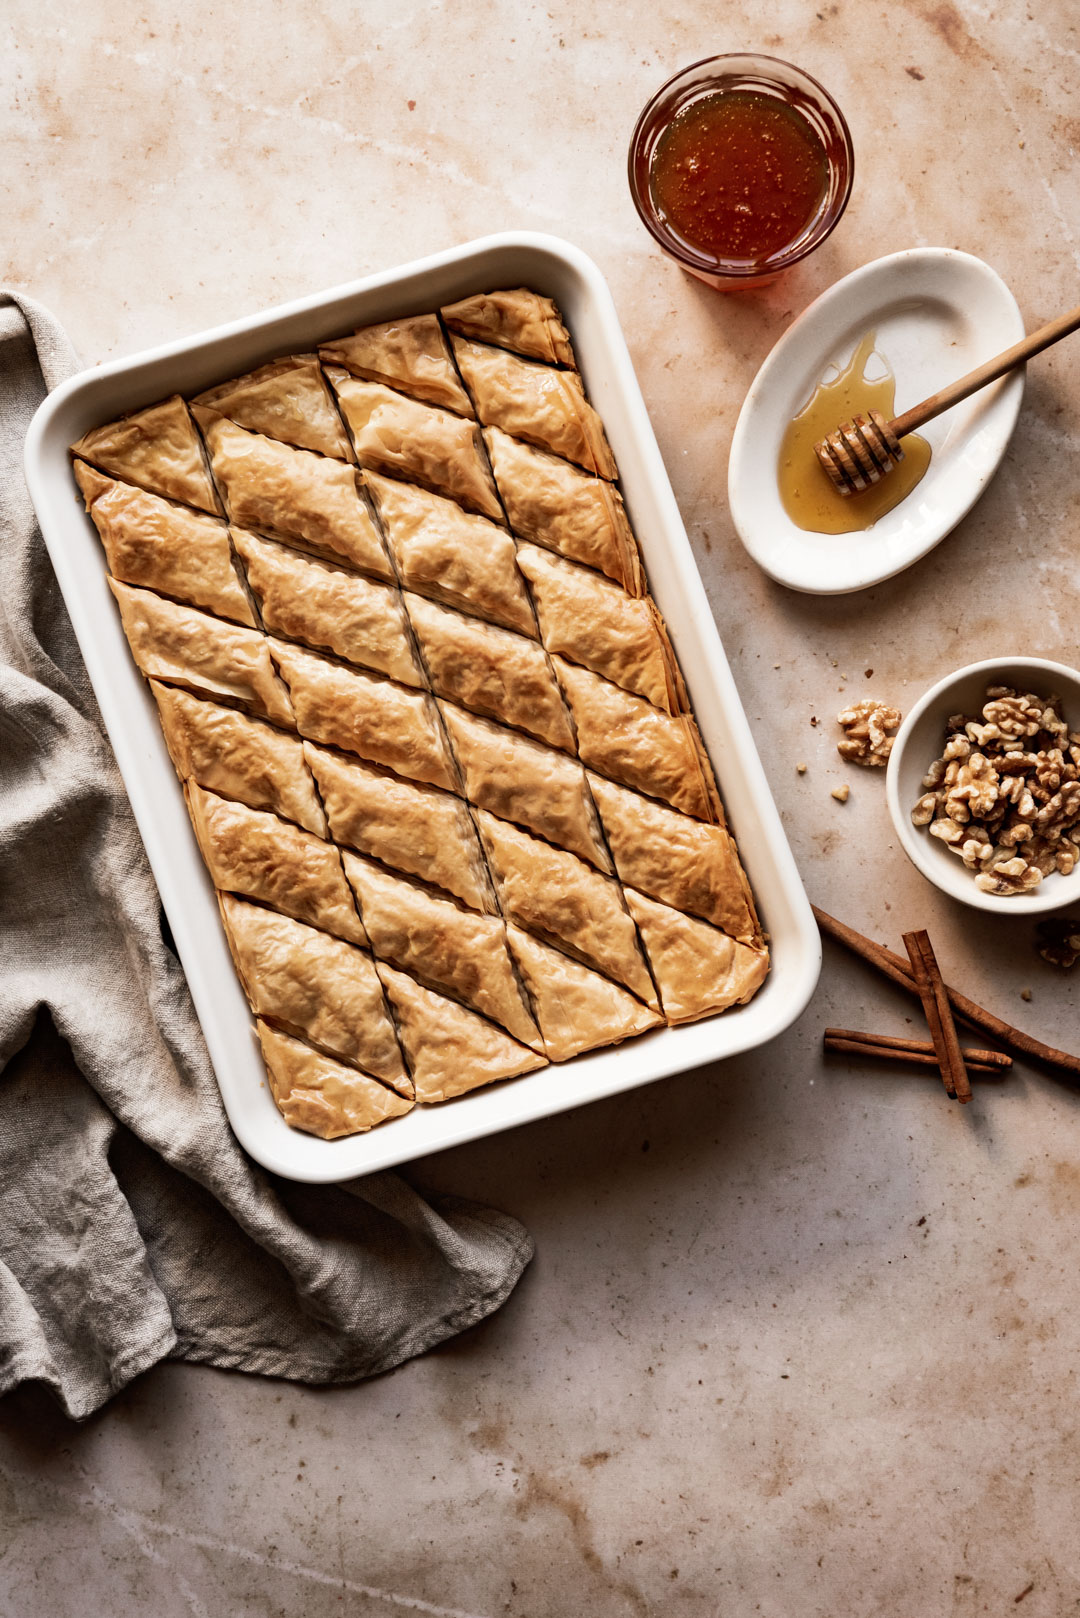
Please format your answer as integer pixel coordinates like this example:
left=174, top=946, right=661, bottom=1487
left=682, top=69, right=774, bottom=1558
left=628, top=54, right=853, bottom=289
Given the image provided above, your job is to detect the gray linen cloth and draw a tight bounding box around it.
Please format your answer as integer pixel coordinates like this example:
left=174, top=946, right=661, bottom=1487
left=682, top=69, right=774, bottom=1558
left=0, top=291, right=532, bottom=1420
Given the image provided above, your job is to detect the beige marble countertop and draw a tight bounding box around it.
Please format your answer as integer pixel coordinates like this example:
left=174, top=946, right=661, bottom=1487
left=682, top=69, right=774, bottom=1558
left=3, top=2, right=1080, bottom=1613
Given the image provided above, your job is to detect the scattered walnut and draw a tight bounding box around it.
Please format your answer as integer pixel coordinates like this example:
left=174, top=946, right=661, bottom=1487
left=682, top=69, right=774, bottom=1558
left=1036, top=916, right=1080, bottom=969
left=836, top=697, right=902, bottom=767
left=831, top=783, right=850, bottom=803
left=914, top=685, right=1080, bottom=897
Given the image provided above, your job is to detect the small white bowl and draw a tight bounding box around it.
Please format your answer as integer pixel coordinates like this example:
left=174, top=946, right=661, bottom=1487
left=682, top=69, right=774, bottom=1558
left=885, top=656, right=1080, bottom=915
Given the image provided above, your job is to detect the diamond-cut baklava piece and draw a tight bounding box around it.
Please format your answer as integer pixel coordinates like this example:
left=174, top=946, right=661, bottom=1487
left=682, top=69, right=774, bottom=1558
left=622, top=889, right=769, bottom=1025
left=341, top=852, right=543, bottom=1050
left=74, top=462, right=256, bottom=627
left=153, top=683, right=327, bottom=835
left=257, top=1021, right=412, bottom=1139
left=554, top=657, right=714, bottom=821
left=193, top=356, right=352, bottom=460
left=186, top=785, right=367, bottom=947
left=320, top=316, right=472, bottom=415
left=109, top=581, right=294, bottom=725
left=515, top=542, right=686, bottom=713
left=483, top=427, right=641, bottom=592
left=365, top=473, right=535, bottom=637
left=325, top=369, right=501, bottom=521
left=72, top=395, right=220, bottom=514
left=451, top=336, right=616, bottom=478
left=405, top=593, right=574, bottom=750
left=477, top=811, right=656, bottom=1006
left=376, top=963, right=545, bottom=1102
left=505, top=925, right=660, bottom=1061
left=304, top=743, right=495, bottom=914
left=220, top=896, right=409, bottom=1091
left=194, top=407, right=392, bottom=579
left=270, top=640, right=457, bottom=791
left=587, top=773, right=761, bottom=946
left=441, top=289, right=575, bottom=368
left=232, top=528, right=423, bottom=686
left=438, top=702, right=611, bottom=871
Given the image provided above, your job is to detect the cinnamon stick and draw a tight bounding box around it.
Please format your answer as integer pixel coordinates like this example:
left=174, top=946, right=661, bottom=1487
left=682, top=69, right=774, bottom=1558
left=824, top=1029, right=1012, bottom=1069
left=824, top=1038, right=1005, bottom=1074
left=824, top=1037, right=1005, bottom=1073
left=903, top=930, right=973, bottom=1104
left=813, top=904, right=1080, bottom=1080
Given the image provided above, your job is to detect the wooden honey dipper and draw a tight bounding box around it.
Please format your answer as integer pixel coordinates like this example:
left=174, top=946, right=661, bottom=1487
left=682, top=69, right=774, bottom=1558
left=814, top=301, right=1080, bottom=495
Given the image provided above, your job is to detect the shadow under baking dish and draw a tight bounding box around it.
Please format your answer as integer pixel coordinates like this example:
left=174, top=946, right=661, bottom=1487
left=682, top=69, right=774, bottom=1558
left=24, top=232, right=820, bottom=1182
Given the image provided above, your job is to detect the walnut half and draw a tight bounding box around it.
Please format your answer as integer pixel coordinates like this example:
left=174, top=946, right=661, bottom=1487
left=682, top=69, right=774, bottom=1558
left=836, top=698, right=902, bottom=768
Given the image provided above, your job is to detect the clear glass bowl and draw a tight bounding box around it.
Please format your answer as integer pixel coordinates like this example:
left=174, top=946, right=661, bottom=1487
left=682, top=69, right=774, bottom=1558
left=628, top=53, right=854, bottom=290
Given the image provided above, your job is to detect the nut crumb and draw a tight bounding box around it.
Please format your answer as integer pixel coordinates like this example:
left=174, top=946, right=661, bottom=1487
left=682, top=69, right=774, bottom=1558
left=837, top=697, right=902, bottom=767
left=774, top=662, right=781, bottom=669
left=865, top=668, right=874, bottom=678
left=796, top=761, right=807, bottom=774
left=1020, top=987, right=1033, bottom=1002
left=831, top=783, right=850, bottom=803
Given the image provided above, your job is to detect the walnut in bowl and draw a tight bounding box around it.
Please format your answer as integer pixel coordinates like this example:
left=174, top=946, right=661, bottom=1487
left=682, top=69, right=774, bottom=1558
left=885, top=657, right=1080, bottom=914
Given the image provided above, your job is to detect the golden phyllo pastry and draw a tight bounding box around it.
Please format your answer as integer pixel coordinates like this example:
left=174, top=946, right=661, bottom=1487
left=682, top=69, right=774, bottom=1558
left=515, top=542, right=686, bottom=713
left=441, top=288, right=576, bottom=368
left=405, top=593, right=574, bottom=750
left=320, top=316, right=473, bottom=415
left=193, top=407, right=392, bottom=579
left=587, top=773, right=761, bottom=946
left=477, top=811, right=657, bottom=1007
left=451, top=336, right=616, bottom=479
left=257, top=1022, right=412, bottom=1140
left=365, top=473, right=535, bottom=637
left=220, top=896, right=409, bottom=1091
left=193, top=356, right=352, bottom=460
left=505, top=925, right=661, bottom=1061
left=186, top=784, right=367, bottom=947
left=72, top=395, right=220, bottom=514
left=303, top=743, right=496, bottom=915
left=483, top=427, right=641, bottom=592
left=341, top=852, right=543, bottom=1050
left=108, top=581, right=294, bottom=725
left=77, top=285, right=769, bottom=1142
left=74, top=462, right=256, bottom=627
left=152, top=683, right=327, bottom=835
left=269, top=640, right=457, bottom=791
left=438, top=701, right=611, bottom=871
left=622, top=889, right=769, bottom=1025
left=375, top=963, right=546, bottom=1102
left=232, top=528, right=423, bottom=687
left=553, top=657, right=714, bottom=821
left=324, top=369, right=501, bottom=521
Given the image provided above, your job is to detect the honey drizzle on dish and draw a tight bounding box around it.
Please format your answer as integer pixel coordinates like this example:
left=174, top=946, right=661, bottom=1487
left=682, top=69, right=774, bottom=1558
left=777, top=332, right=932, bottom=534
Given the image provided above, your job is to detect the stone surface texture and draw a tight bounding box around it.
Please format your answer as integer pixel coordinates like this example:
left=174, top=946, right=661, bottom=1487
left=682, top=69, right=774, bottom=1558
left=3, top=2, right=1080, bottom=1613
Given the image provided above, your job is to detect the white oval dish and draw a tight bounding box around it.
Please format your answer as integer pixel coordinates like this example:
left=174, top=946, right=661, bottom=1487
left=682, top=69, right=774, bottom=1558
left=885, top=656, right=1080, bottom=916
left=728, top=248, right=1026, bottom=594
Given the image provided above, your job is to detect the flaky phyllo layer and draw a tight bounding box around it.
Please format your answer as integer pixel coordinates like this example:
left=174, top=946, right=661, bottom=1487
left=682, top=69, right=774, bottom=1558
left=73, top=287, right=768, bottom=1141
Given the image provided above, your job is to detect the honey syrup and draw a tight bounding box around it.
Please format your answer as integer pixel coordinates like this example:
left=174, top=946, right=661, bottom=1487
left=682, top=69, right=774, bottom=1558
left=777, top=332, right=932, bottom=534
left=649, top=90, right=828, bottom=264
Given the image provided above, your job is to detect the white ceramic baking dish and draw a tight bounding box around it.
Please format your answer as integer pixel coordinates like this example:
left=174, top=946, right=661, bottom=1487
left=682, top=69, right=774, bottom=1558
left=24, top=232, right=820, bottom=1183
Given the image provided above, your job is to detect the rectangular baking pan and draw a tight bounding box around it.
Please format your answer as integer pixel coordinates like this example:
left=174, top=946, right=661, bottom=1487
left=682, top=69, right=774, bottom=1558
left=24, top=232, right=821, bottom=1182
